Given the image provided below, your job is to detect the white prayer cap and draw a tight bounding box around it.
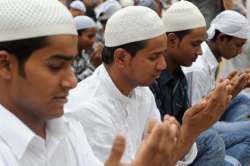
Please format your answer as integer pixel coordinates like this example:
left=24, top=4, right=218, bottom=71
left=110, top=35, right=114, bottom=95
left=0, top=0, right=77, bottom=42
left=207, top=10, right=250, bottom=40
left=70, top=0, right=86, bottom=13
left=104, top=6, right=166, bottom=47
left=96, top=0, right=122, bottom=20
left=75, top=16, right=96, bottom=31
left=120, top=0, right=135, bottom=7
left=163, top=0, right=206, bottom=32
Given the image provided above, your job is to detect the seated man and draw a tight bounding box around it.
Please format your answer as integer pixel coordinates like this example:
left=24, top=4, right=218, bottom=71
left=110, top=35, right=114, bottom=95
left=183, top=10, right=250, bottom=165
left=150, top=1, right=226, bottom=165
left=66, top=5, right=231, bottom=166
left=0, top=0, right=182, bottom=166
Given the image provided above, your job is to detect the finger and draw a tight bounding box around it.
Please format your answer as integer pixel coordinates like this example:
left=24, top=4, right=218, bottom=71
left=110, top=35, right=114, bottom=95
left=184, top=101, right=207, bottom=117
left=147, top=118, right=159, bottom=135
left=217, top=77, right=225, bottom=83
left=163, top=115, right=180, bottom=132
left=105, top=135, right=126, bottom=166
left=243, top=68, right=250, bottom=74
left=227, top=70, right=240, bottom=80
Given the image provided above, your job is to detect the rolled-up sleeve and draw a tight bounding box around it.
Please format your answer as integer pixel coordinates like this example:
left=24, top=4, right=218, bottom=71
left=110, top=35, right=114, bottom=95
left=176, top=143, right=198, bottom=166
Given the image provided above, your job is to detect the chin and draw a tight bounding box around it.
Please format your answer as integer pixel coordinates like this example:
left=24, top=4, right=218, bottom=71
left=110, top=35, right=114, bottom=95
left=182, top=61, right=193, bottom=67
left=48, top=108, right=64, bottom=119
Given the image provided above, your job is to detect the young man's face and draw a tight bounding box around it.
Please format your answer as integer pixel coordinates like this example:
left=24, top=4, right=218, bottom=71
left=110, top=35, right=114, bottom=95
left=124, top=34, right=167, bottom=86
left=78, top=27, right=97, bottom=50
left=168, top=27, right=207, bottom=67
left=218, top=36, right=246, bottom=59
left=10, top=35, right=78, bottom=120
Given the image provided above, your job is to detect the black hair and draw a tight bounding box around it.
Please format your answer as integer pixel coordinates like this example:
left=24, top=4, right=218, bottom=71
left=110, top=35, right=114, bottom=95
left=210, top=30, right=233, bottom=42
left=0, top=37, right=48, bottom=77
left=77, top=29, right=87, bottom=36
left=102, top=40, right=147, bottom=65
left=166, top=29, right=191, bottom=41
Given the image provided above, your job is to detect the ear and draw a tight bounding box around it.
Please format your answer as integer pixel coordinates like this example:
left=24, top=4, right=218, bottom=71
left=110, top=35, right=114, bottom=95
left=166, top=33, right=179, bottom=48
left=0, top=51, right=14, bottom=80
left=113, top=48, right=131, bottom=68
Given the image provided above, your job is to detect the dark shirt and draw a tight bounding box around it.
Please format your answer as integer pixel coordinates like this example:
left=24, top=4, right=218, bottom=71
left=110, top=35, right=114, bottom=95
left=150, top=67, right=190, bottom=123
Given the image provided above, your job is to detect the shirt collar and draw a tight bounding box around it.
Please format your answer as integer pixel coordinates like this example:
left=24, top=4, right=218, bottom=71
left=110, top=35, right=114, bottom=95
left=202, top=42, right=219, bottom=71
left=0, top=104, right=69, bottom=160
left=98, top=64, right=136, bottom=103
left=158, top=67, right=185, bottom=87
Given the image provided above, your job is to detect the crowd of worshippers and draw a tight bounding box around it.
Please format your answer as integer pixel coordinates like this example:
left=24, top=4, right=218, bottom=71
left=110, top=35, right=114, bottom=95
left=0, top=0, right=250, bottom=166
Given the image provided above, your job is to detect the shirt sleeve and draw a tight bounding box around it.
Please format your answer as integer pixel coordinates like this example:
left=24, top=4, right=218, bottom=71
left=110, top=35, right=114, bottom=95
left=176, top=143, right=198, bottom=166
left=185, top=69, right=210, bottom=105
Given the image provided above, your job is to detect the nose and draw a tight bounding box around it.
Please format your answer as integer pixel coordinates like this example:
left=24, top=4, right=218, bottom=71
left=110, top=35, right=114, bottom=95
left=91, top=37, right=96, bottom=45
left=156, top=55, right=167, bottom=71
left=61, top=67, right=77, bottom=90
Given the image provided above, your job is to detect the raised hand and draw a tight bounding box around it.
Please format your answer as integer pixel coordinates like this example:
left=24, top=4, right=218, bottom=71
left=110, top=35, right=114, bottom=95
left=182, top=79, right=231, bottom=136
left=226, top=70, right=249, bottom=98
left=174, top=79, right=231, bottom=160
left=105, top=116, right=180, bottom=166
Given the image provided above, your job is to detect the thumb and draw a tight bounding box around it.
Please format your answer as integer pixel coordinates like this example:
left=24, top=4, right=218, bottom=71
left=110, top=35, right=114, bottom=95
left=184, top=100, right=207, bottom=117
left=105, top=135, right=126, bottom=166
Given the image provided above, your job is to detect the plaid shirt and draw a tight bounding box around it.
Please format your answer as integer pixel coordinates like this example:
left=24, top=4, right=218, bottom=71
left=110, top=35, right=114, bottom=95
left=73, top=50, right=95, bottom=82
left=150, top=67, right=190, bottom=123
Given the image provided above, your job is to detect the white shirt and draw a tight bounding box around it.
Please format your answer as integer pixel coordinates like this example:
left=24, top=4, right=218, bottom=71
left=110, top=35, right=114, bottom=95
left=182, top=42, right=219, bottom=105
left=0, top=105, right=102, bottom=166
left=66, top=64, right=197, bottom=165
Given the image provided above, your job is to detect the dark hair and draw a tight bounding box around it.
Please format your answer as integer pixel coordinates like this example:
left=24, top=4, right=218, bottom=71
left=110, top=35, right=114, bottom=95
left=211, top=30, right=233, bottom=42
left=77, top=29, right=87, bottom=36
left=102, top=40, right=147, bottom=65
left=0, top=37, right=48, bottom=77
left=166, top=29, right=191, bottom=41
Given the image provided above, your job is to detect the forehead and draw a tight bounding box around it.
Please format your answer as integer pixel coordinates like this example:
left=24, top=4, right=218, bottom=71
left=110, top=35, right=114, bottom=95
left=31, top=35, right=78, bottom=60
left=183, top=27, right=207, bottom=41
left=230, top=37, right=247, bottom=44
left=80, top=27, right=97, bottom=35
left=142, top=34, right=168, bottom=52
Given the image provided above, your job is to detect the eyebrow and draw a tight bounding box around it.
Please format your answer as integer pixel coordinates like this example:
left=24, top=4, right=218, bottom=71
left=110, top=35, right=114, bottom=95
left=46, top=54, right=76, bottom=61
left=149, top=48, right=168, bottom=55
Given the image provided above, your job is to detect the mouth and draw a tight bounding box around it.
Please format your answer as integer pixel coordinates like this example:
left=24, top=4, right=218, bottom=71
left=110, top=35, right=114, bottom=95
left=53, top=95, right=68, bottom=105
left=153, top=73, right=161, bottom=79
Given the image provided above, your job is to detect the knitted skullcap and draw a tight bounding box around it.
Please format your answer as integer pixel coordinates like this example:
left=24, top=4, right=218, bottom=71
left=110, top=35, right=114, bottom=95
left=104, top=6, right=166, bottom=47
left=207, top=10, right=250, bottom=40
left=163, top=0, right=206, bottom=32
left=96, top=0, right=122, bottom=20
left=0, top=0, right=77, bottom=42
left=74, top=16, right=96, bottom=31
left=70, top=0, right=86, bottom=13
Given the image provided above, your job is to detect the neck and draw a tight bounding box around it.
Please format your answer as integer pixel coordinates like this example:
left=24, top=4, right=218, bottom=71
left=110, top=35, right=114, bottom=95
left=207, top=41, right=221, bottom=62
left=77, top=46, right=86, bottom=57
left=105, top=65, right=135, bottom=96
left=165, top=54, right=178, bottom=73
left=0, top=92, right=46, bottom=139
